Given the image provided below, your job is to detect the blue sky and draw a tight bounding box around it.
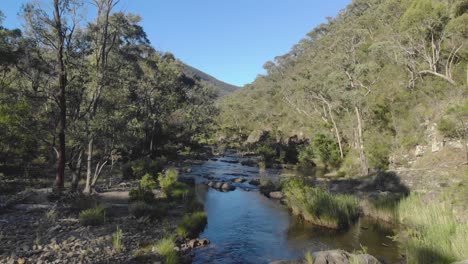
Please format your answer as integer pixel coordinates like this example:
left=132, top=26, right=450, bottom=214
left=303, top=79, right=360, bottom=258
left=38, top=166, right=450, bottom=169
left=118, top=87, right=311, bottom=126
left=1, top=0, right=351, bottom=86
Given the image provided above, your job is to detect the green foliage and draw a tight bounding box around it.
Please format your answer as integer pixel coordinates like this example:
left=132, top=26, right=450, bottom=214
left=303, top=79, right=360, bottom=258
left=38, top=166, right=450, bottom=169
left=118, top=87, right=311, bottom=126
left=256, top=144, right=277, bottom=163
left=304, top=251, right=314, bottom=264
left=176, top=211, right=208, bottom=238
left=311, top=133, right=341, bottom=168
left=397, top=195, right=468, bottom=263
left=283, top=178, right=359, bottom=229
left=155, top=237, right=178, bottom=264
left=298, top=145, right=315, bottom=165
left=112, top=226, right=123, bottom=253
left=79, top=205, right=106, bottom=226
left=140, top=173, right=157, bottom=190
left=438, top=118, right=458, bottom=138
left=129, top=187, right=155, bottom=204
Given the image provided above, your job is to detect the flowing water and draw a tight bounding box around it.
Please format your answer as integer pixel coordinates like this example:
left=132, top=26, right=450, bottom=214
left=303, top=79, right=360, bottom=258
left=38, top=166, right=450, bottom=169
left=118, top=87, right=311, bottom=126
left=183, top=152, right=401, bottom=264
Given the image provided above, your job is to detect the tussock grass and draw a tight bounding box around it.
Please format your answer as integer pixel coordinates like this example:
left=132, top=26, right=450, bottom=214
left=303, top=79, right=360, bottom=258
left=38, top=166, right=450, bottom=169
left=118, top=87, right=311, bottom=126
left=176, top=211, right=208, bottom=238
left=398, top=194, right=468, bottom=264
left=155, top=237, right=177, bottom=264
left=283, top=178, right=359, bottom=229
left=112, top=226, right=123, bottom=253
left=78, top=204, right=106, bottom=226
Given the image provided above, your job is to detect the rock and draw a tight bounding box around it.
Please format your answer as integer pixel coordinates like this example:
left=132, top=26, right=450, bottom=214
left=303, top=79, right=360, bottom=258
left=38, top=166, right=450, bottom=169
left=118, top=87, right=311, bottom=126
left=199, top=238, right=210, bottom=245
left=187, top=239, right=199, bottom=249
left=184, top=168, right=192, bottom=173
left=214, top=182, right=224, bottom=189
left=221, top=183, right=235, bottom=191
left=269, top=192, right=283, bottom=200
left=312, top=250, right=381, bottom=264
left=240, top=159, right=257, bottom=167
left=248, top=179, right=260, bottom=186
left=207, top=182, right=214, bottom=187
left=415, top=144, right=426, bottom=157
left=246, top=130, right=269, bottom=144
left=232, top=177, right=246, bottom=183
left=186, top=238, right=210, bottom=249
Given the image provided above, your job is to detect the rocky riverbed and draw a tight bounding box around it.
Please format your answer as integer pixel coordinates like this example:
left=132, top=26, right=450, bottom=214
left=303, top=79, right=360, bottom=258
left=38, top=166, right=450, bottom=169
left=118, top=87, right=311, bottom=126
left=0, top=186, right=208, bottom=264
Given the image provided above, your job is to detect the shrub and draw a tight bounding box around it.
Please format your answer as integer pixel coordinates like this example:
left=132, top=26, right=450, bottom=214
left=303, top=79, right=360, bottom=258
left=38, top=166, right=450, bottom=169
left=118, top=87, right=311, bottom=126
left=168, top=182, right=190, bottom=200
left=283, top=178, right=359, bottom=229
left=129, top=187, right=155, bottom=203
left=257, top=144, right=277, bottom=163
left=438, top=118, right=458, bottom=138
left=176, top=211, right=208, bottom=238
left=129, top=201, right=167, bottom=219
left=155, top=237, right=178, bottom=264
left=311, top=133, right=341, bottom=168
left=298, top=145, right=315, bottom=165
left=79, top=204, right=106, bottom=226
left=159, top=168, right=178, bottom=194
left=140, top=173, right=157, bottom=190
left=122, top=157, right=167, bottom=180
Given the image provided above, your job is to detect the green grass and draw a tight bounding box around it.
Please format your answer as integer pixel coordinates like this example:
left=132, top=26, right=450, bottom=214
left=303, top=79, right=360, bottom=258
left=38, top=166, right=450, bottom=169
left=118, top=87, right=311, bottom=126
left=176, top=211, right=208, bottom=238
left=78, top=204, right=106, bottom=226
left=397, top=194, right=468, bottom=264
left=360, top=194, right=400, bottom=223
left=283, top=178, right=359, bottom=229
left=112, top=226, right=123, bottom=253
left=304, top=251, right=314, bottom=264
left=155, top=237, right=178, bottom=264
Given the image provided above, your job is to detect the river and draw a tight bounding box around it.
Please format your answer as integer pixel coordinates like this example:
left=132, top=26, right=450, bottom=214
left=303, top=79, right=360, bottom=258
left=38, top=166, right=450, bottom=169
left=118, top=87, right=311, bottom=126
left=182, top=151, right=400, bottom=264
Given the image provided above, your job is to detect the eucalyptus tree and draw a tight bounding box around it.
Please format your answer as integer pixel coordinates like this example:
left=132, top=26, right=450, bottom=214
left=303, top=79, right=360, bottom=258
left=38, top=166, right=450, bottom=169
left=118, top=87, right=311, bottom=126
left=22, top=0, right=83, bottom=190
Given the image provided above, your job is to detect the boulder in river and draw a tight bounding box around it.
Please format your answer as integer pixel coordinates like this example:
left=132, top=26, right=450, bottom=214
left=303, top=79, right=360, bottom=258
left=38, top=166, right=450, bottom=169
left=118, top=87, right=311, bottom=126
left=249, top=179, right=261, bottom=186
left=221, top=183, right=236, bottom=191
left=312, top=250, right=381, bottom=264
left=232, top=177, right=247, bottom=183
left=269, top=192, right=283, bottom=200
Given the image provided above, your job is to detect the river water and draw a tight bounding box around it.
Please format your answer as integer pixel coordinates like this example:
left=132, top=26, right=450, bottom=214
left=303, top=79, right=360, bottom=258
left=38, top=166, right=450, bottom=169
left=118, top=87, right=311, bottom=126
left=183, top=152, right=400, bottom=264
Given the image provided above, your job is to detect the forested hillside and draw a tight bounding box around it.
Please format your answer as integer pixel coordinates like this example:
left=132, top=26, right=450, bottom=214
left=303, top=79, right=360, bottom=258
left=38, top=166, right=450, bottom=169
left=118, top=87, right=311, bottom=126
left=0, top=2, right=217, bottom=192
left=182, top=64, right=239, bottom=96
left=218, top=0, right=468, bottom=175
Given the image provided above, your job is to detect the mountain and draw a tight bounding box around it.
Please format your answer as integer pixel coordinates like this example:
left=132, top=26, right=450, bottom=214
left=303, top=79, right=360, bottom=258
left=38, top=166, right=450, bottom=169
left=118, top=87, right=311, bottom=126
left=181, top=63, right=239, bottom=97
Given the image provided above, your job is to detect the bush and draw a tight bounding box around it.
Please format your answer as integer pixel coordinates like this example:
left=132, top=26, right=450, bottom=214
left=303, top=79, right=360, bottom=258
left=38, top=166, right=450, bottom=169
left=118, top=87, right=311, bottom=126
left=311, top=133, right=341, bottom=168
left=438, top=118, right=458, bottom=138
left=79, top=205, right=106, bottom=226
left=122, top=157, right=167, bottom=180
left=283, top=178, right=359, bottom=229
left=176, top=211, right=208, bottom=238
left=129, top=201, right=167, bottom=219
left=129, top=187, right=155, bottom=204
left=155, top=237, right=177, bottom=264
left=257, top=144, right=277, bottom=163
left=168, top=182, right=190, bottom=200
left=298, top=145, right=315, bottom=165
left=140, top=173, right=157, bottom=190
left=159, top=168, right=178, bottom=194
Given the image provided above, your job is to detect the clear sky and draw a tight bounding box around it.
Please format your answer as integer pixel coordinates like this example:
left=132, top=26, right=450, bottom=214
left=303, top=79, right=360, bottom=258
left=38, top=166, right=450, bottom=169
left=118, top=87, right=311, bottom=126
left=1, top=0, right=351, bottom=86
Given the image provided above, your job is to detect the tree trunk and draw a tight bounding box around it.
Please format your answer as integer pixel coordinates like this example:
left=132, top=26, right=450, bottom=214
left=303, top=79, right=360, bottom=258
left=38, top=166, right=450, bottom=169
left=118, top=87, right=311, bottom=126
left=355, top=106, right=368, bottom=175
left=53, top=0, right=67, bottom=190
left=84, top=137, right=94, bottom=194
left=323, top=99, right=344, bottom=159
left=70, top=149, right=83, bottom=192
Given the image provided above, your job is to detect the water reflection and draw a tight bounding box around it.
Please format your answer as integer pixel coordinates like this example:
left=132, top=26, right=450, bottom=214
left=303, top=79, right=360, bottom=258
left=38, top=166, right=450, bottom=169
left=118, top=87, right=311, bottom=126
left=187, top=156, right=401, bottom=264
